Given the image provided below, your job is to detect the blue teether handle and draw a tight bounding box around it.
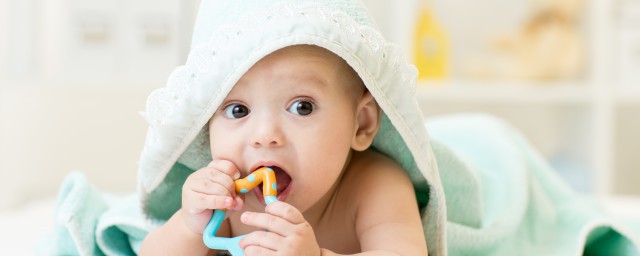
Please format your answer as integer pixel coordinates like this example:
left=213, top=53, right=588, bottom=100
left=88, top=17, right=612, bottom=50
left=202, top=167, right=278, bottom=255
left=203, top=209, right=246, bottom=255
left=202, top=200, right=278, bottom=255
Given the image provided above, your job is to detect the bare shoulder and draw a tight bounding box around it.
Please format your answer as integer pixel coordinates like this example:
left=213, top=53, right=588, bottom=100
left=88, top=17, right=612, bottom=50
left=343, top=150, right=413, bottom=195
left=342, top=150, right=428, bottom=255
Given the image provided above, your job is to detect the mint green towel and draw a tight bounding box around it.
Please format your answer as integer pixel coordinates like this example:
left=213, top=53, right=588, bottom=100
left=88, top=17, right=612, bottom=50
left=429, top=114, right=640, bottom=255
left=42, top=114, right=640, bottom=255
left=41, top=172, right=152, bottom=255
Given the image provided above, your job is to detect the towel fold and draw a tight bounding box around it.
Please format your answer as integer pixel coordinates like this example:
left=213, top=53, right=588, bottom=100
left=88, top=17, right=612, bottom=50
left=428, top=113, right=640, bottom=255
left=41, top=114, right=640, bottom=255
left=41, top=172, right=153, bottom=255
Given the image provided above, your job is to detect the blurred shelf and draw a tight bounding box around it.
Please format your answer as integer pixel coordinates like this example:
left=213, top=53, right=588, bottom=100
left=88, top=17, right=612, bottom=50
left=416, top=80, right=594, bottom=105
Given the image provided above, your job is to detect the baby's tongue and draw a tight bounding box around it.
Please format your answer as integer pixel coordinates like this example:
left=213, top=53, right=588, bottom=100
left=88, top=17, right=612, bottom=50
left=274, top=167, right=292, bottom=194
left=254, top=167, right=291, bottom=196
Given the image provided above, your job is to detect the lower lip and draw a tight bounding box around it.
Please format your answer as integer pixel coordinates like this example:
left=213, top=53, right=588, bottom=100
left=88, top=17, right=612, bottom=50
left=254, top=183, right=291, bottom=206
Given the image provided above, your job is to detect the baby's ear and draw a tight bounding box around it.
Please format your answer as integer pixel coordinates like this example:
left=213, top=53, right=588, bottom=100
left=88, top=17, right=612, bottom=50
left=352, top=91, right=381, bottom=151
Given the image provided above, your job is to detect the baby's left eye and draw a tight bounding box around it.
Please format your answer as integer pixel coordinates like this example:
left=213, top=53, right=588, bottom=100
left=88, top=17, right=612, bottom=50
left=287, top=99, right=317, bottom=116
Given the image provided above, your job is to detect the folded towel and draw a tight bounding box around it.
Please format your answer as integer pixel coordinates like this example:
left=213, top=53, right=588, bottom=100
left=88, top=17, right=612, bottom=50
left=40, top=172, right=153, bottom=255
left=428, top=113, right=640, bottom=255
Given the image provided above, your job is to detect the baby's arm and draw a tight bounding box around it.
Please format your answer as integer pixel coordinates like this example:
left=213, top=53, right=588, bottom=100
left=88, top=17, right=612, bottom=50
left=139, top=160, right=242, bottom=255
left=347, top=154, right=428, bottom=256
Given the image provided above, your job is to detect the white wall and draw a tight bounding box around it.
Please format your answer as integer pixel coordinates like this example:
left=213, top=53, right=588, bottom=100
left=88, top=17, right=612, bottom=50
left=0, top=85, right=153, bottom=210
left=3, top=0, right=39, bottom=81
left=0, top=0, right=8, bottom=80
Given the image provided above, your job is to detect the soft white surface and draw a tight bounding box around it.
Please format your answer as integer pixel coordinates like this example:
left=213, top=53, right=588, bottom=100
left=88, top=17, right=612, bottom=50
left=0, top=198, right=56, bottom=255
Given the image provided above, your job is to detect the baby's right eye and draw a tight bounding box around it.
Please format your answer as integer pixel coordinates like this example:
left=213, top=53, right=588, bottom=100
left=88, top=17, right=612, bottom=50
left=223, top=103, right=250, bottom=119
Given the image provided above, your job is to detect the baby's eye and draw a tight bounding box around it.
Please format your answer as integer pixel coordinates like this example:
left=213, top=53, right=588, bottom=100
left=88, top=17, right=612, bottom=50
left=287, top=99, right=316, bottom=116
left=223, top=103, right=250, bottom=119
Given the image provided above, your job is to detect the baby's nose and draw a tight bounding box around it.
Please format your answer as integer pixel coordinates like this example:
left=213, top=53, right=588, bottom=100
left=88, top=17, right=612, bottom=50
left=251, top=120, right=284, bottom=148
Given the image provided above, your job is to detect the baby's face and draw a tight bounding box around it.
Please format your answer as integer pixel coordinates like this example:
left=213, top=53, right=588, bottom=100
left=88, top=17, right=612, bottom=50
left=208, top=45, right=363, bottom=212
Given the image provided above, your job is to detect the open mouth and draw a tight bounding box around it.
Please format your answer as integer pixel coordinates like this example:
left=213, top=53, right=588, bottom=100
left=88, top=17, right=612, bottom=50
left=254, top=166, right=292, bottom=203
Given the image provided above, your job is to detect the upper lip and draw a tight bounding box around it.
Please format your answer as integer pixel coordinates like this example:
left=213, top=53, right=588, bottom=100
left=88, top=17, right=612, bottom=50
left=249, top=161, right=287, bottom=175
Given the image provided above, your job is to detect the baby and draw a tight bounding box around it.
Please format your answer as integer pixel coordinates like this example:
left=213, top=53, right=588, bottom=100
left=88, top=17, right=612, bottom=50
left=133, top=0, right=447, bottom=255
left=140, top=45, right=427, bottom=255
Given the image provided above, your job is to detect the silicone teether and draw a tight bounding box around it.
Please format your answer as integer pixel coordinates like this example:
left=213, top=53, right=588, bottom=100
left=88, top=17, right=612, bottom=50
left=203, top=167, right=278, bottom=255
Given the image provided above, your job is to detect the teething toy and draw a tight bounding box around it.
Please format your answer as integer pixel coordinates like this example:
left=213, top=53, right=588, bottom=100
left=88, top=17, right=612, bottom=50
left=203, top=167, right=278, bottom=255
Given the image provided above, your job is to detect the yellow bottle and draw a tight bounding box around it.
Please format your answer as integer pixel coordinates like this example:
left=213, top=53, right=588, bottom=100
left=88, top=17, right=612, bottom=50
left=413, top=4, right=449, bottom=80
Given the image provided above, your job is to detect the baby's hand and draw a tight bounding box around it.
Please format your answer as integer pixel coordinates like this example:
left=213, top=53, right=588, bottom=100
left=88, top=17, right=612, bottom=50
left=181, top=159, right=244, bottom=235
left=239, top=201, right=321, bottom=256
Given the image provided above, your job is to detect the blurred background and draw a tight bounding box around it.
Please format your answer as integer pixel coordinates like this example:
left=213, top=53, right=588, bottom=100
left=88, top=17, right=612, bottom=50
left=1, top=0, right=639, bottom=214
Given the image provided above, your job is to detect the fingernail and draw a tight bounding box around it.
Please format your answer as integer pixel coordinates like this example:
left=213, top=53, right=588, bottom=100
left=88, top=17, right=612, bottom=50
left=224, top=197, right=233, bottom=207
left=241, top=212, right=250, bottom=222
left=234, top=171, right=241, bottom=179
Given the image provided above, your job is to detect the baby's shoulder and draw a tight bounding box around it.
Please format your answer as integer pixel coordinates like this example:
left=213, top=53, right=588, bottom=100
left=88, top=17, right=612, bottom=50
left=342, top=150, right=412, bottom=195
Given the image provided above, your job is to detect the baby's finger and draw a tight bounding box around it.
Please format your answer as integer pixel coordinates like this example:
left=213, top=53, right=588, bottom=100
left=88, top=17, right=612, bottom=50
left=239, top=230, right=282, bottom=252
left=207, top=159, right=241, bottom=179
left=190, top=171, right=235, bottom=196
left=230, top=194, right=245, bottom=212
left=265, top=201, right=305, bottom=224
left=243, top=245, right=276, bottom=256
left=183, top=192, right=235, bottom=213
left=240, top=211, right=291, bottom=236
